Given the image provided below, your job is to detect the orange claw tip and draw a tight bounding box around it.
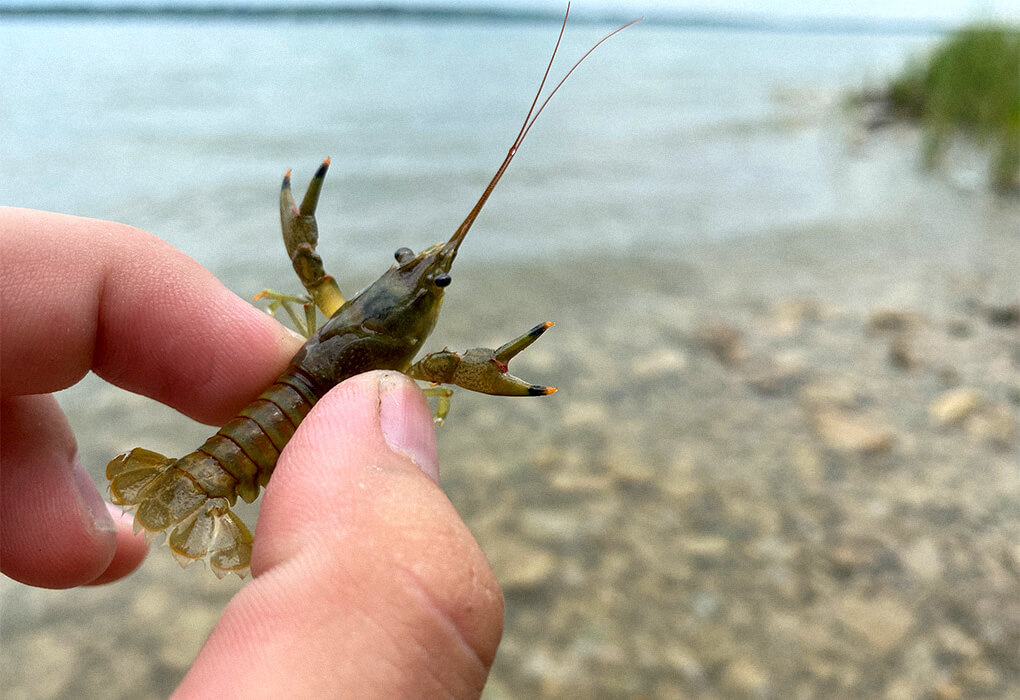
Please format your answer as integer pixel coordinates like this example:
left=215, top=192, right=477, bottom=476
left=529, top=385, right=557, bottom=396
left=323, top=156, right=331, bottom=165
left=528, top=321, right=555, bottom=338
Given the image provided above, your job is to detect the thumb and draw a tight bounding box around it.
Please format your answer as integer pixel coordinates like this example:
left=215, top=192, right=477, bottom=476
left=174, top=371, right=504, bottom=699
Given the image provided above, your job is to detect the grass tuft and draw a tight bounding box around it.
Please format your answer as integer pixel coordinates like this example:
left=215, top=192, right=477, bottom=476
left=872, top=24, right=1020, bottom=194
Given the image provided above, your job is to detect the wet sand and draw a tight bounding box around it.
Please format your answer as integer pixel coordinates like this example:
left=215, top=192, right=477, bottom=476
left=3, top=148, right=1019, bottom=698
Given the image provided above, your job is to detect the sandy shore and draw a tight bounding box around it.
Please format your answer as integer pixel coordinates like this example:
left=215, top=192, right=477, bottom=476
left=3, top=156, right=1018, bottom=698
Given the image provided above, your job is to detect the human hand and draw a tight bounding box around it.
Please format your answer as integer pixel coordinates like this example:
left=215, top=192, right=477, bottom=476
left=1, top=208, right=503, bottom=696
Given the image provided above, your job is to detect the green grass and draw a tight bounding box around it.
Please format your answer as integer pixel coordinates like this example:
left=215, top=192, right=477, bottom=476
left=883, top=24, right=1020, bottom=194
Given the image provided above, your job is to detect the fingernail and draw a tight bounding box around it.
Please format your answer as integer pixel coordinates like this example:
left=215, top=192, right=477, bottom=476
left=379, top=373, right=440, bottom=484
left=70, top=455, right=117, bottom=535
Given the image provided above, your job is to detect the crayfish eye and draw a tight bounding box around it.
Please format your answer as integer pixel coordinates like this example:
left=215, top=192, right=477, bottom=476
left=434, top=273, right=452, bottom=288
left=394, top=247, right=414, bottom=264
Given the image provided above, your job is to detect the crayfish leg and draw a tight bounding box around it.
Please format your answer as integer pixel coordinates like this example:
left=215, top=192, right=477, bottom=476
left=422, top=386, right=455, bottom=425
left=253, top=289, right=317, bottom=337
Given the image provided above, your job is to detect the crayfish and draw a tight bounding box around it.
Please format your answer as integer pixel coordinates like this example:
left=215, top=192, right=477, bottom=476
left=106, top=6, right=639, bottom=578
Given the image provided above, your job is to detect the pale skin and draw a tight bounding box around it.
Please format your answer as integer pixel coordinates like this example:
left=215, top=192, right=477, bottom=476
left=0, top=207, right=504, bottom=697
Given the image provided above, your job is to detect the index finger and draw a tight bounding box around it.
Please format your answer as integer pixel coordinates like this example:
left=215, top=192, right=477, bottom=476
left=0, top=207, right=303, bottom=425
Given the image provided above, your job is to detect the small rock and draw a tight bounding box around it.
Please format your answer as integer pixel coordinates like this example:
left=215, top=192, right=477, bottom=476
left=936, top=624, right=980, bottom=661
left=888, top=333, right=919, bottom=371
left=691, top=591, right=721, bottom=618
left=959, top=658, right=1001, bottom=691
left=548, top=470, right=611, bottom=494
left=932, top=681, right=963, bottom=700
left=750, top=536, right=795, bottom=563
left=519, top=508, right=586, bottom=545
left=790, top=441, right=824, bottom=481
left=868, top=308, right=925, bottom=333
left=694, top=320, right=746, bottom=366
left=721, top=658, right=770, bottom=696
left=928, top=388, right=985, bottom=427
left=946, top=318, right=972, bottom=337
left=489, top=540, right=556, bottom=591
left=884, top=677, right=917, bottom=700
left=630, top=347, right=688, bottom=378
left=838, top=594, right=914, bottom=652
left=659, top=556, right=693, bottom=582
left=1003, top=542, right=1020, bottom=579
left=799, top=377, right=863, bottom=410
left=810, top=408, right=896, bottom=454
left=827, top=536, right=900, bottom=578
left=609, top=457, right=657, bottom=487
left=902, top=537, right=942, bottom=582
left=827, top=545, right=862, bottom=578
left=663, top=645, right=707, bottom=687
left=683, top=535, right=730, bottom=559
left=769, top=298, right=823, bottom=336
left=967, top=403, right=1016, bottom=449
left=744, top=355, right=807, bottom=396
left=130, top=585, right=172, bottom=622
left=895, top=641, right=939, bottom=699
left=985, top=301, right=1019, bottom=327
left=1008, top=385, right=1020, bottom=406
left=560, top=400, right=609, bottom=429
left=935, top=365, right=961, bottom=387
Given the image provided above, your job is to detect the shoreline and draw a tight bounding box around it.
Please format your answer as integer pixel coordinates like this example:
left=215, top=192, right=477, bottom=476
left=0, top=6, right=952, bottom=36
left=7, top=152, right=1020, bottom=697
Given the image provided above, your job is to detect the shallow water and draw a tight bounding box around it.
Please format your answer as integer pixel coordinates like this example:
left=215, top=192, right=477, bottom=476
left=1, top=16, right=936, bottom=281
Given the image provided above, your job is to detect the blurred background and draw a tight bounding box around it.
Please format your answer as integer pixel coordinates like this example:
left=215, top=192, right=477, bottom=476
left=2, top=0, right=1018, bottom=697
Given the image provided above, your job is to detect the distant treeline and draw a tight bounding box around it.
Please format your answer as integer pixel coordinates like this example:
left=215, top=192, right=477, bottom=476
left=0, top=4, right=949, bottom=34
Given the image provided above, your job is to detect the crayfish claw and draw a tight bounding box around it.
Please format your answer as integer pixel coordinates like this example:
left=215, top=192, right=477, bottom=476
left=277, top=161, right=345, bottom=321
left=494, top=321, right=554, bottom=364
left=528, top=384, right=558, bottom=396
left=407, top=323, right=556, bottom=398
left=280, top=169, right=298, bottom=215
left=300, top=157, right=330, bottom=217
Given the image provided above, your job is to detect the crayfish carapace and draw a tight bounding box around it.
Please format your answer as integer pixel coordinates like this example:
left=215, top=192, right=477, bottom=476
left=106, top=6, right=640, bottom=578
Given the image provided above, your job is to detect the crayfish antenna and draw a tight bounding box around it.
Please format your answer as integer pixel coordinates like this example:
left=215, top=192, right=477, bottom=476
left=442, top=5, right=642, bottom=258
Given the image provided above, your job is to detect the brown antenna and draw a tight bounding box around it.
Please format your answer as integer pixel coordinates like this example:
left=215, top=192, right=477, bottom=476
left=442, top=4, right=643, bottom=256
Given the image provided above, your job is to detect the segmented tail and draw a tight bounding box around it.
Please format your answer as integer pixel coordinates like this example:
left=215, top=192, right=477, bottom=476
left=105, top=372, right=318, bottom=578
left=107, top=447, right=254, bottom=578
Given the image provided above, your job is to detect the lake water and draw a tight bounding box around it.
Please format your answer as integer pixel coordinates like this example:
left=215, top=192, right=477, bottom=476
left=1, top=16, right=938, bottom=288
